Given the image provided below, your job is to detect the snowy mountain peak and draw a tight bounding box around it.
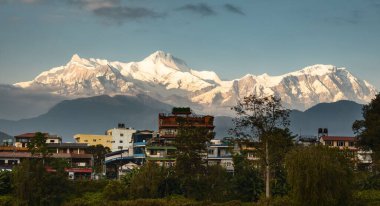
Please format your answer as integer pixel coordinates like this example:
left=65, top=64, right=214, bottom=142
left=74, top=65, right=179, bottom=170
left=13, top=52, right=377, bottom=113
left=287, top=64, right=342, bottom=76
left=143, top=50, right=189, bottom=72
left=70, top=54, right=82, bottom=62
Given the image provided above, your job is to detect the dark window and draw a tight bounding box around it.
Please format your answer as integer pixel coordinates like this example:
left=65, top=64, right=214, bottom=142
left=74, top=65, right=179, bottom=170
left=337, top=141, right=344, bottom=146
left=50, top=140, right=55, bottom=143
left=349, top=141, right=354, bottom=147
left=119, top=140, right=123, bottom=143
left=120, top=133, right=124, bottom=137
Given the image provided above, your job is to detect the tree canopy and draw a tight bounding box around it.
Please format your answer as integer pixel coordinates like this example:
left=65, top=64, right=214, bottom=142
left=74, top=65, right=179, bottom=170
left=353, top=93, right=380, bottom=169
left=285, top=146, right=353, bottom=206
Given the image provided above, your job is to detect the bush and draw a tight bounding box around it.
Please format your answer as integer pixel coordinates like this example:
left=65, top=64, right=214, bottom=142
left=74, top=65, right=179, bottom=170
left=354, top=190, right=380, bottom=206
left=103, top=180, right=127, bottom=201
left=0, top=195, right=13, bottom=206
left=70, top=179, right=109, bottom=195
left=63, top=192, right=105, bottom=206
left=0, top=171, right=12, bottom=195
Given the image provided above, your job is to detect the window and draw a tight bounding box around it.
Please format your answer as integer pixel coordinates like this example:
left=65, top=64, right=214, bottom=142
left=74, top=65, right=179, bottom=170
left=119, top=140, right=123, bottom=143
left=120, top=133, right=124, bottom=137
left=208, top=149, right=214, bottom=155
left=111, top=141, right=115, bottom=143
left=337, top=141, right=344, bottom=146
left=50, top=140, right=55, bottom=143
left=118, top=146, right=123, bottom=150
left=93, top=139, right=96, bottom=142
left=84, top=140, right=88, bottom=142
left=349, top=141, right=354, bottom=147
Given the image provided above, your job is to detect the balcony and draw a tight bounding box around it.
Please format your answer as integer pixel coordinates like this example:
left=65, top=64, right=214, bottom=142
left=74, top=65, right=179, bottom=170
left=134, top=153, right=146, bottom=158
left=207, top=154, right=233, bottom=159
left=133, top=142, right=146, bottom=147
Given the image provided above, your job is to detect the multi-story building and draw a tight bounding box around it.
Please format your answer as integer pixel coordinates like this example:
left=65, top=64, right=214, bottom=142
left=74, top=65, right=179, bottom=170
left=0, top=132, right=93, bottom=179
left=146, top=107, right=215, bottom=166
left=132, top=130, right=156, bottom=164
left=320, top=135, right=372, bottom=170
left=14, top=133, right=63, bottom=148
left=105, top=130, right=156, bottom=178
left=74, top=134, right=112, bottom=148
left=207, top=139, right=234, bottom=172
left=106, top=123, right=136, bottom=152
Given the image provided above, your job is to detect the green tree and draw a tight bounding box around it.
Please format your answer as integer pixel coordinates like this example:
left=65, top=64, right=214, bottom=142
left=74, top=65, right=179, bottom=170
left=230, top=153, right=264, bottom=202
left=230, top=95, right=292, bottom=198
left=353, top=93, right=380, bottom=171
left=285, top=146, right=353, bottom=206
left=0, top=170, right=12, bottom=195
left=12, top=159, right=70, bottom=206
left=27, top=132, right=50, bottom=163
left=203, top=165, right=231, bottom=202
left=85, top=144, right=111, bottom=174
left=129, top=162, right=166, bottom=199
left=174, top=120, right=215, bottom=199
left=103, top=180, right=127, bottom=201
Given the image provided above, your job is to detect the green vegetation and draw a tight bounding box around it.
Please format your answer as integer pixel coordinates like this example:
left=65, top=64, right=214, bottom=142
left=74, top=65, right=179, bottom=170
left=2, top=95, right=380, bottom=205
left=285, top=146, right=353, bottom=206
left=230, top=95, right=293, bottom=198
left=85, top=144, right=111, bottom=173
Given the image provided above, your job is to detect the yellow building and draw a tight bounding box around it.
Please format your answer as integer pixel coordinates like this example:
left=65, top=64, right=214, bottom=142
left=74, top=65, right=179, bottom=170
left=74, top=134, right=112, bottom=149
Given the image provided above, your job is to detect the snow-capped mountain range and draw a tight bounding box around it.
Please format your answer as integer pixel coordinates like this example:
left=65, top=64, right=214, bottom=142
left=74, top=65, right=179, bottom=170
left=15, top=51, right=377, bottom=115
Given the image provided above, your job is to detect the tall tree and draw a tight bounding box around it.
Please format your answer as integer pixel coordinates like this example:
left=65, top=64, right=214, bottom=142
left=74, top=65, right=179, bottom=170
left=353, top=93, right=380, bottom=171
left=231, top=153, right=264, bottom=202
left=27, top=132, right=50, bottom=160
left=174, top=119, right=215, bottom=199
left=230, top=95, right=291, bottom=198
left=12, top=159, right=70, bottom=206
left=85, top=145, right=111, bottom=174
left=285, top=146, right=353, bottom=206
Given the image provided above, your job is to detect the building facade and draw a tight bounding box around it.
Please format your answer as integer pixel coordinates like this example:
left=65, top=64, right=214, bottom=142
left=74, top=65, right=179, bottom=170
left=320, top=135, right=372, bottom=170
left=74, top=134, right=112, bottom=148
left=0, top=132, right=93, bottom=179
left=207, top=139, right=234, bottom=172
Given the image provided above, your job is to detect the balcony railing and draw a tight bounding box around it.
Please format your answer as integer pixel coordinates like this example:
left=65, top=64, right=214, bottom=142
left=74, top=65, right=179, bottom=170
left=133, top=142, right=146, bottom=147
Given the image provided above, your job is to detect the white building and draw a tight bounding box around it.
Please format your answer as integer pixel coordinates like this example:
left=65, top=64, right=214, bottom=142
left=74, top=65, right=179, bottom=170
left=207, top=139, right=234, bottom=172
left=106, top=124, right=136, bottom=153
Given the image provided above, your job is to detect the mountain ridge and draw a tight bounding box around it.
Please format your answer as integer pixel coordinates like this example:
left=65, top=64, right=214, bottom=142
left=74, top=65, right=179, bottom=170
left=0, top=96, right=363, bottom=141
left=14, top=51, right=377, bottom=114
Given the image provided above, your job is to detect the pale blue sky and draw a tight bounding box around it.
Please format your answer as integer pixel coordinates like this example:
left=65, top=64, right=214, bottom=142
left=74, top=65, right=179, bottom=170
left=1, top=0, right=380, bottom=88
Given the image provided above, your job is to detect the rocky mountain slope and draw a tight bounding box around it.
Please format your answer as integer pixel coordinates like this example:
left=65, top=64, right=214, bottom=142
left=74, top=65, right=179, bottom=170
left=15, top=51, right=377, bottom=114
left=0, top=96, right=362, bottom=141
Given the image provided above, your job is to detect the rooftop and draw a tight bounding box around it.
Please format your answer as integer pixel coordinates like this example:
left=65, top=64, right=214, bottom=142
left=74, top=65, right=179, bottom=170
left=47, top=143, right=89, bottom=148
left=321, top=136, right=356, bottom=141
left=15, top=132, right=48, bottom=138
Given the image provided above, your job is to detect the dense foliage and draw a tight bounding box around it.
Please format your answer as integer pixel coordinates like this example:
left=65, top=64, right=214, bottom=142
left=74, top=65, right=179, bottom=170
left=2, top=97, right=380, bottom=205
left=353, top=93, right=380, bottom=170
left=85, top=145, right=111, bottom=173
left=285, top=146, right=353, bottom=206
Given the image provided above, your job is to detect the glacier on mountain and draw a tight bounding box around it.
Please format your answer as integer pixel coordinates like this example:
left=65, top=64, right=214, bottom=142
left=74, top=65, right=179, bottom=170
left=14, top=51, right=377, bottom=115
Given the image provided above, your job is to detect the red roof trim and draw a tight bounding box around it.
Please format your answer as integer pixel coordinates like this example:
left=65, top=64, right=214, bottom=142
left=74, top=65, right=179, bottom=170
left=15, top=132, right=48, bottom=138
left=321, top=136, right=356, bottom=141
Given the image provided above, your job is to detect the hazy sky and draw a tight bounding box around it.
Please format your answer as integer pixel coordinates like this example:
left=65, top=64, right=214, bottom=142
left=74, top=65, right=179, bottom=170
left=1, top=0, right=380, bottom=88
